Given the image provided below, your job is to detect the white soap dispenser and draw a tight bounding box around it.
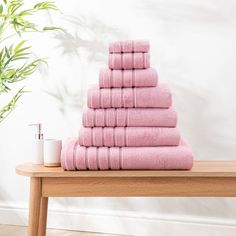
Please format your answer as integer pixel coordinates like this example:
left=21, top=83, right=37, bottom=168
left=29, top=123, right=44, bottom=164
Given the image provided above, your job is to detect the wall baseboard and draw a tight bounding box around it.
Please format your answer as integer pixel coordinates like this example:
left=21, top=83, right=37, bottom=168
left=0, top=203, right=236, bottom=236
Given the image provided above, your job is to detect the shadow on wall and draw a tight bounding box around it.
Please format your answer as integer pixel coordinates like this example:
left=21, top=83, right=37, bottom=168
left=42, top=14, right=125, bottom=119
left=43, top=81, right=84, bottom=115
left=53, top=15, right=125, bottom=62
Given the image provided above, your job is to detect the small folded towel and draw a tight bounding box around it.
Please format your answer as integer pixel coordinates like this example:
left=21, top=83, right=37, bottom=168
left=99, top=68, right=158, bottom=88
left=109, top=52, right=150, bottom=69
left=78, top=127, right=180, bottom=147
left=83, top=107, right=177, bottom=127
left=109, top=40, right=149, bottom=53
left=87, top=84, right=172, bottom=109
left=61, top=138, right=193, bottom=170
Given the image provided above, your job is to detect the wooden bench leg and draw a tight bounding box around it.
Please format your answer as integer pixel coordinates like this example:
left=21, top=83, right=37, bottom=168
left=28, top=177, right=42, bottom=236
left=38, top=197, right=48, bottom=236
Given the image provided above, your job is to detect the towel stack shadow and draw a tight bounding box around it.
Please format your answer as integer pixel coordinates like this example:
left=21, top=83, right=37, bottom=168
left=61, top=40, right=193, bottom=170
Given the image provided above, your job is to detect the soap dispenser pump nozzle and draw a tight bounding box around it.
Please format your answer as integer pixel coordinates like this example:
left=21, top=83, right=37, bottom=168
left=29, top=123, right=43, bottom=140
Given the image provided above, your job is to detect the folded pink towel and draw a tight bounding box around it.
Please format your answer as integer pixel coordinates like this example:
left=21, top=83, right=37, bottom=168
left=99, top=68, right=158, bottom=88
left=87, top=84, right=172, bottom=108
left=61, top=138, right=77, bottom=171
left=61, top=139, right=193, bottom=170
left=83, top=107, right=177, bottom=127
left=78, top=127, right=180, bottom=147
left=109, top=52, right=150, bottom=69
left=109, top=40, right=149, bottom=53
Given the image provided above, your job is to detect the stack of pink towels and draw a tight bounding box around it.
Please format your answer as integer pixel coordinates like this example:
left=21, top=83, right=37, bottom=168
left=61, top=40, right=193, bottom=171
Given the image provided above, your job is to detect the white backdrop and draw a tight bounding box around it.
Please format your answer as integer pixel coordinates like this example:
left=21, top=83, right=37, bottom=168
left=0, top=0, right=236, bottom=235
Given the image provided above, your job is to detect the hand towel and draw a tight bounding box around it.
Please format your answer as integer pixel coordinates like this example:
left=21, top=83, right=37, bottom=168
left=99, top=68, right=158, bottom=88
left=83, top=107, right=177, bottom=127
left=109, top=52, right=150, bottom=69
left=109, top=40, right=149, bottom=53
left=61, top=139, right=193, bottom=170
left=78, top=127, right=180, bottom=147
left=87, top=84, right=172, bottom=108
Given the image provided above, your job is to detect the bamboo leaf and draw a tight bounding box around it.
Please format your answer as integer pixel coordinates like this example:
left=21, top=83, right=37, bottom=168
left=11, top=3, right=23, bottom=14
left=0, top=4, right=3, bottom=14
left=4, top=47, right=10, bottom=58
left=14, top=46, right=31, bottom=54
left=0, top=0, right=61, bottom=123
left=34, top=1, right=59, bottom=11
left=14, top=40, right=27, bottom=52
left=18, top=9, right=33, bottom=16
left=0, top=87, right=26, bottom=122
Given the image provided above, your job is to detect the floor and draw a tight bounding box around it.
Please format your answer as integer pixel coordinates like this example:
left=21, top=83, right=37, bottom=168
left=0, top=225, right=121, bottom=236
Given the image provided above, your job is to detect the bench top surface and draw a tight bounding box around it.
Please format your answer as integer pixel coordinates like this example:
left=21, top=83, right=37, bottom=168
left=16, top=160, right=236, bottom=178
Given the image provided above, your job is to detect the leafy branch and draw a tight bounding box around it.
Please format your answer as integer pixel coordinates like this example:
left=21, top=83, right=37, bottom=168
left=0, top=86, right=26, bottom=122
left=0, top=0, right=61, bottom=123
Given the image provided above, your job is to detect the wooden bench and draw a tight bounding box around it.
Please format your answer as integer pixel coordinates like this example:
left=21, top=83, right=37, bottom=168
left=16, top=160, right=236, bottom=236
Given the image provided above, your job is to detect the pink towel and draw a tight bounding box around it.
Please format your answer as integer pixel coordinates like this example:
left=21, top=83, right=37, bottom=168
left=109, top=52, right=150, bottom=69
left=61, top=138, right=193, bottom=170
left=83, top=107, right=177, bottom=127
left=99, top=68, right=158, bottom=88
left=87, top=84, right=172, bottom=109
left=60, top=138, right=77, bottom=171
left=109, top=40, right=149, bottom=53
left=78, top=127, right=180, bottom=147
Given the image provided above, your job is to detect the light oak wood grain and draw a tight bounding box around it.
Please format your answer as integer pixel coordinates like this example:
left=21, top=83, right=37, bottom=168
left=28, top=178, right=42, bottom=236
left=16, top=161, right=236, bottom=235
left=16, top=161, right=236, bottom=178
left=41, top=176, right=236, bottom=197
left=38, top=197, right=48, bottom=236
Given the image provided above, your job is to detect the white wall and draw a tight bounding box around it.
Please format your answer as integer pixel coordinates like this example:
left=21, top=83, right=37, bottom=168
left=0, top=0, right=236, bottom=235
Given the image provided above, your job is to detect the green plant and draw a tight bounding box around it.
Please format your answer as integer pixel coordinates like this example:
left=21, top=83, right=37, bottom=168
left=0, top=0, right=61, bottom=122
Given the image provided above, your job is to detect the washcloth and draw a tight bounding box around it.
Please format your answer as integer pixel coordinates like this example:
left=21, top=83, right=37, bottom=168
left=109, top=52, right=150, bottom=69
left=78, top=127, right=180, bottom=147
left=83, top=107, right=177, bottom=127
left=99, top=68, right=158, bottom=88
left=109, top=40, right=149, bottom=53
left=87, top=84, right=172, bottom=108
left=61, top=139, right=193, bottom=170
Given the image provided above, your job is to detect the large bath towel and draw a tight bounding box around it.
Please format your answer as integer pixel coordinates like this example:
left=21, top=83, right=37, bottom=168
left=82, top=107, right=177, bottom=127
left=61, top=139, right=193, bottom=170
left=109, top=40, right=149, bottom=53
left=87, top=84, right=172, bottom=109
left=78, top=127, right=180, bottom=147
left=99, top=68, right=158, bottom=88
left=61, top=138, right=77, bottom=171
left=109, top=52, right=150, bottom=69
